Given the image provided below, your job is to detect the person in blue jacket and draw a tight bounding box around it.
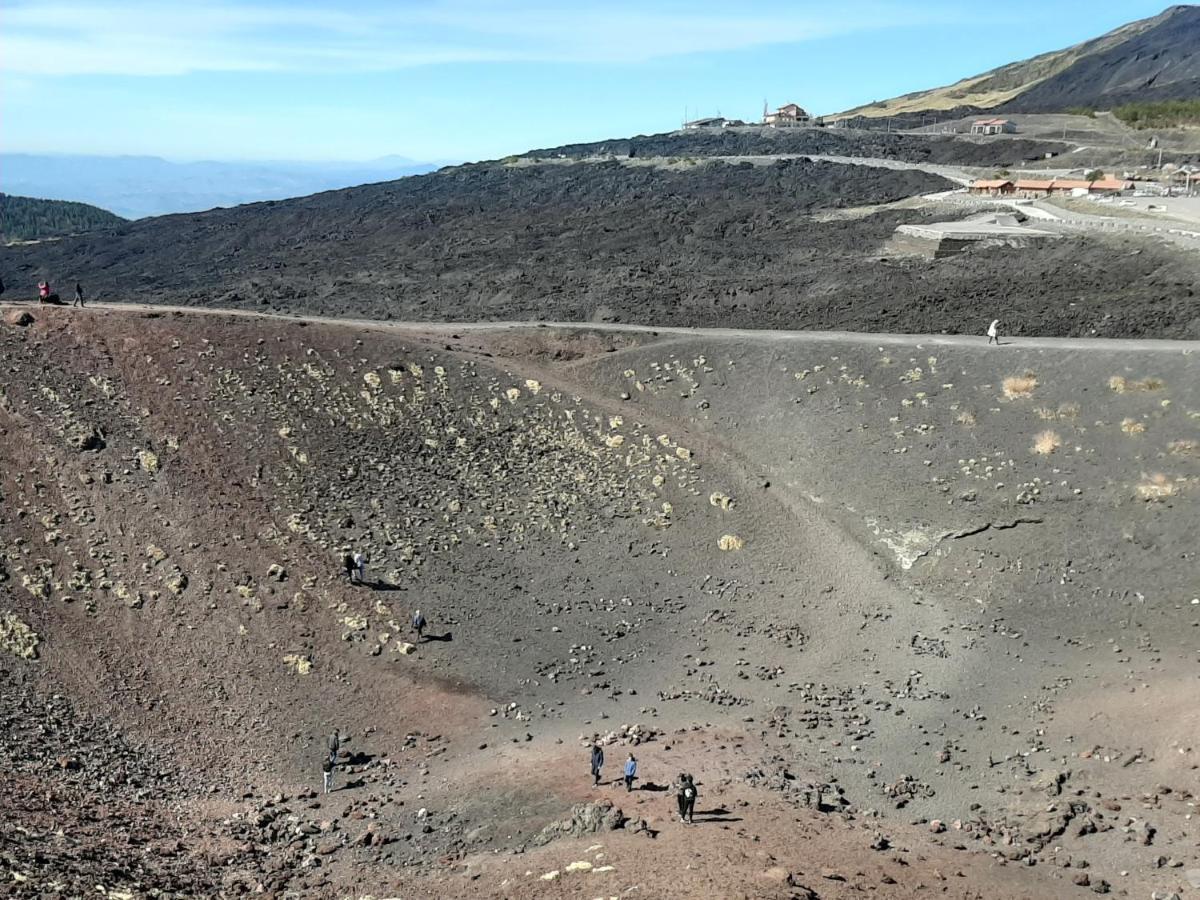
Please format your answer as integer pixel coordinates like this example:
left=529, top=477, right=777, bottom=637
left=623, top=753, right=638, bottom=792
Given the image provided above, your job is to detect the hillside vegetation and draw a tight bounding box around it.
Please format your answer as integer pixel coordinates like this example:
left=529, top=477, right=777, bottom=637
left=0, top=193, right=125, bottom=242
left=1113, top=98, right=1200, bottom=128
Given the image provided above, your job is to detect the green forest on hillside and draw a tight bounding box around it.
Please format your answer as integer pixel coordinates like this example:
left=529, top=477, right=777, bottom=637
left=1, top=193, right=125, bottom=242
left=1112, top=99, right=1200, bottom=129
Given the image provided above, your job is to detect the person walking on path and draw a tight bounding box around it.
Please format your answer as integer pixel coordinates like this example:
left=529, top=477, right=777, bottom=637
left=73, top=282, right=85, bottom=307
left=677, top=774, right=698, bottom=824
left=590, top=743, right=605, bottom=786
left=341, top=552, right=355, bottom=582
left=352, top=550, right=367, bottom=585
left=623, top=753, right=638, bottom=792
left=327, top=728, right=340, bottom=764
left=986, top=319, right=1000, bottom=345
left=38, top=281, right=50, bottom=305
left=412, top=609, right=427, bottom=641
left=322, top=756, right=335, bottom=793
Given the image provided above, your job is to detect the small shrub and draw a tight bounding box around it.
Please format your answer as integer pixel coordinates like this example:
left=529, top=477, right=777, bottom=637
left=1109, top=375, right=1164, bottom=394
left=1121, top=418, right=1146, bottom=435
left=1168, top=439, right=1198, bottom=456
left=956, top=411, right=977, bottom=427
left=1137, top=473, right=1176, bottom=502
left=1036, top=403, right=1080, bottom=421
left=1003, top=373, right=1038, bottom=400
left=1032, top=430, right=1062, bottom=455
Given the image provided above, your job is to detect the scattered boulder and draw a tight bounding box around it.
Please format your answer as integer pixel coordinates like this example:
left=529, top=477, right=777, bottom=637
left=529, top=800, right=625, bottom=847
left=717, top=534, right=745, bottom=552
left=3, top=310, right=34, bottom=327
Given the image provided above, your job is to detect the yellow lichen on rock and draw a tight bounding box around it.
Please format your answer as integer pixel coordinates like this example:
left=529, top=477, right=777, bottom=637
left=114, top=582, right=144, bottom=609
left=137, top=449, right=160, bottom=473
left=709, top=492, right=733, bottom=509
left=718, top=534, right=745, bottom=551
left=0, top=612, right=40, bottom=659
left=282, top=653, right=313, bottom=675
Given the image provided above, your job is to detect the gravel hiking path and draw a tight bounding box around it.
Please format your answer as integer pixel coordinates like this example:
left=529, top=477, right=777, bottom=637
left=6, top=300, right=1197, bottom=354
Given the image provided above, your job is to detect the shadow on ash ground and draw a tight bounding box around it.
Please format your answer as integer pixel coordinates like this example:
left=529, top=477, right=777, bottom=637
left=0, top=307, right=1197, bottom=898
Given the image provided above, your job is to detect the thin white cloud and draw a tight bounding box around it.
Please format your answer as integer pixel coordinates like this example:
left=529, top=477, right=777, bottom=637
left=0, top=0, right=962, bottom=76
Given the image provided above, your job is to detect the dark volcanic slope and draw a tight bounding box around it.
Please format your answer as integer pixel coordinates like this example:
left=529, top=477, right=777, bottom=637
left=527, top=128, right=1063, bottom=166
left=1007, top=5, right=1200, bottom=110
left=837, top=5, right=1200, bottom=120
left=2, top=156, right=1199, bottom=339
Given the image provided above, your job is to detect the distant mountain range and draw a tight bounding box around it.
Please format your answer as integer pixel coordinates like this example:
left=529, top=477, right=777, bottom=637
left=0, top=154, right=446, bottom=220
left=0, top=193, right=125, bottom=243
left=836, top=4, right=1200, bottom=121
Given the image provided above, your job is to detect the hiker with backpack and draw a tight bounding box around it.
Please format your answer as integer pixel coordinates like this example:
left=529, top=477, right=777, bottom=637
left=676, top=773, right=698, bottom=824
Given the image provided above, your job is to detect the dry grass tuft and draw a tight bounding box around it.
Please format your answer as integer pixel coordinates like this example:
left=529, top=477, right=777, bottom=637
left=1032, top=430, right=1062, bottom=455
left=1137, top=473, right=1176, bottom=502
left=1120, top=418, right=1146, bottom=436
left=1036, top=403, right=1080, bottom=422
left=1003, top=373, right=1038, bottom=400
left=1168, top=439, right=1198, bottom=456
left=956, top=411, right=977, bottom=427
left=1109, top=375, right=1165, bottom=394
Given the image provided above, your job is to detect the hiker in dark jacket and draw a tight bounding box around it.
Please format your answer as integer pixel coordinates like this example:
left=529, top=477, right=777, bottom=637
left=677, top=774, right=698, bottom=823
left=327, top=728, right=340, bottom=763
left=412, top=609, right=427, bottom=640
left=73, top=282, right=85, bottom=307
left=590, top=743, right=604, bottom=785
left=342, top=552, right=355, bottom=582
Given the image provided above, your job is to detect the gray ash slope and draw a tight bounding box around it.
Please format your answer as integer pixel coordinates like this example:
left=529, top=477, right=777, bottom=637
left=1004, top=4, right=1200, bottom=111
left=2, top=149, right=1199, bottom=338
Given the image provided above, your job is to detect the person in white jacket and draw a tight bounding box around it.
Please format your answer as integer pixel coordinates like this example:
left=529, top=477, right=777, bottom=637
left=987, top=319, right=1000, bottom=345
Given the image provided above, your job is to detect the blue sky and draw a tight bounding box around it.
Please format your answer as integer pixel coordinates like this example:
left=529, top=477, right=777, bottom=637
left=0, top=0, right=1175, bottom=163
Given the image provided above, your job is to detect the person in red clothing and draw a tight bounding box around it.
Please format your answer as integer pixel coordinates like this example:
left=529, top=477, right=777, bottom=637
left=38, top=280, right=50, bottom=304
